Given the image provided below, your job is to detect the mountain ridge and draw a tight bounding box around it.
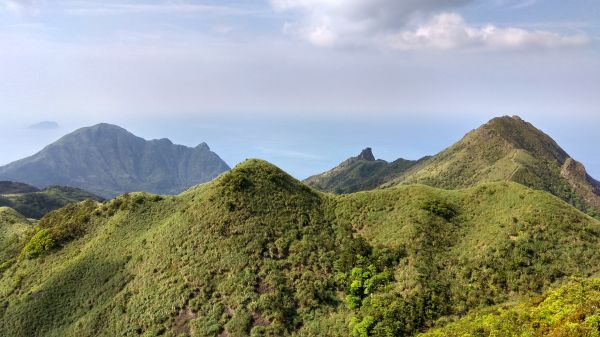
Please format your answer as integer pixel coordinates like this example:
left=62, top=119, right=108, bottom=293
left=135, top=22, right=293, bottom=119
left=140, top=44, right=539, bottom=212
left=388, top=115, right=600, bottom=216
left=306, top=115, right=600, bottom=217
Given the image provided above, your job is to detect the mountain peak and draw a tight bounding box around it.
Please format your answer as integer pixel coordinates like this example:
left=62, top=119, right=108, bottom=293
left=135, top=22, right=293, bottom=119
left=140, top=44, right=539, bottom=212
left=86, top=123, right=129, bottom=133
left=478, top=115, right=568, bottom=164
left=195, top=142, right=210, bottom=151
left=357, top=147, right=375, bottom=161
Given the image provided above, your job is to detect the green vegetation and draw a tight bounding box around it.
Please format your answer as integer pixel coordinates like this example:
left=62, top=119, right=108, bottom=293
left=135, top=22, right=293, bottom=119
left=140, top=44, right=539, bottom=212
left=334, top=181, right=600, bottom=336
left=389, top=116, right=600, bottom=218
left=0, top=185, right=104, bottom=219
left=0, top=207, right=32, bottom=270
left=0, top=159, right=598, bottom=336
left=21, top=229, right=54, bottom=259
left=419, top=278, right=600, bottom=337
left=307, top=116, right=600, bottom=219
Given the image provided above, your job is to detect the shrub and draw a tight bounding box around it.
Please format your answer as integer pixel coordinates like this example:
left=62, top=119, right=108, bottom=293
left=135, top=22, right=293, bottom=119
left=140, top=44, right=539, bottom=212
left=21, top=229, right=55, bottom=259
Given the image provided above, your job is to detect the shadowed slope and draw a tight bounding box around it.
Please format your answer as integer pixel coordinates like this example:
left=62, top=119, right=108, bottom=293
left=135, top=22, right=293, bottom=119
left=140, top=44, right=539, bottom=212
left=0, top=185, right=104, bottom=219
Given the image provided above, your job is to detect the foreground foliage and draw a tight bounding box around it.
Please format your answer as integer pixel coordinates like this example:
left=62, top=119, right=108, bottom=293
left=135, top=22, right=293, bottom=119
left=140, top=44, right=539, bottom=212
left=420, top=278, right=600, bottom=337
left=0, top=160, right=598, bottom=337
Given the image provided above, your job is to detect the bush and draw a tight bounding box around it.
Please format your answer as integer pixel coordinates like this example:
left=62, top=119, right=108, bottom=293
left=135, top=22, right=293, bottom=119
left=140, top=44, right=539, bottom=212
left=22, top=229, right=55, bottom=259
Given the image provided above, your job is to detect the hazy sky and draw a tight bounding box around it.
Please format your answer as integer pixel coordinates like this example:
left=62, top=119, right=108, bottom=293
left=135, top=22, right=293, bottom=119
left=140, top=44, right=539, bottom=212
left=1, top=0, right=599, bottom=179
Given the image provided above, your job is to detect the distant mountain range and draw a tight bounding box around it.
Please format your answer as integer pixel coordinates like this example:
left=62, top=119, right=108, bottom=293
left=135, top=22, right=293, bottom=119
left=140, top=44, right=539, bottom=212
left=307, top=116, right=600, bottom=217
left=0, top=182, right=103, bottom=219
left=0, top=124, right=230, bottom=198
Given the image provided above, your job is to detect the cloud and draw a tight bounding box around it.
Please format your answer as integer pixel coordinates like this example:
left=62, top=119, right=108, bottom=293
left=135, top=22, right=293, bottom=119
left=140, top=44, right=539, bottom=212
left=28, top=121, right=59, bottom=130
left=386, top=13, right=590, bottom=51
left=64, top=2, right=256, bottom=17
left=2, top=0, right=37, bottom=16
left=272, top=0, right=589, bottom=50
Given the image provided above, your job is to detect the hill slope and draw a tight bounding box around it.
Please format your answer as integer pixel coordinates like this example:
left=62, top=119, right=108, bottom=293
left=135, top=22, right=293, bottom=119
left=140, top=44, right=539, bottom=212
left=0, top=185, right=104, bottom=219
left=304, top=148, right=424, bottom=194
left=0, top=182, right=39, bottom=194
left=0, top=160, right=598, bottom=337
left=0, top=124, right=230, bottom=198
left=388, top=116, right=600, bottom=216
left=0, top=207, right=32, bottom=268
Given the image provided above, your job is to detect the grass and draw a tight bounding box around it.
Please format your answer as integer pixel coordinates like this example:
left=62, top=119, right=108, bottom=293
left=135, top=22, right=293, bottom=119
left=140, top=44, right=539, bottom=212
left=0, top=207, right=32, bottom=271
left=0, top=159, right=598, bottom=337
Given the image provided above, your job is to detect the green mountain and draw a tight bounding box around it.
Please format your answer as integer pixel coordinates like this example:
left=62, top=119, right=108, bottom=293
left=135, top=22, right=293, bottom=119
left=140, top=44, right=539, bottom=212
left=306, top=117, right=600, bottom=218
left=0, top=184, right=104, bottom=219
left=304, top=148, right=424, bottom=194
left=389, top=116, right=600, bottom=217
left=0, top=124, right=230, bottom=198
left=0, top=182, right=39, bottom=194
left=1, top=160, right=598, bottom=337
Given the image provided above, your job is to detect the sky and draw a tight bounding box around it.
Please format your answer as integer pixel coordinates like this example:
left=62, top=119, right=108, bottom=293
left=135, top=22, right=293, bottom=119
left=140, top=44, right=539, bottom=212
left=0, top=0, right=599, bottom=179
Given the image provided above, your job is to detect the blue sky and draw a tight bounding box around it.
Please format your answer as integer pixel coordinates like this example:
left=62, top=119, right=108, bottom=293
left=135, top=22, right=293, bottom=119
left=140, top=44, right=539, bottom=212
left=0, top=0, right=599, bottom=179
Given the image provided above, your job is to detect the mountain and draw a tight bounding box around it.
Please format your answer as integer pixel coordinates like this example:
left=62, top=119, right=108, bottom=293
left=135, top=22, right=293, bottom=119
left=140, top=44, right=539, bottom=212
left=388, top=116, right=600, bottom=216
left=304, top=148, right=425, bottom=194
left=0, top=184, right=104, bottom=219
left=0, top=123, right=230, bottom=198
left=1, top=159, right=598, bottom=337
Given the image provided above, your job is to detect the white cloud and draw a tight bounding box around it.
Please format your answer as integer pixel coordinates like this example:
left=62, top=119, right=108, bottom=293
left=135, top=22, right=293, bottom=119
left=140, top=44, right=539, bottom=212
left=3, top=0, right=37, bottom=16
left=386, top=13, right=590, bottom=51
left=272, top=0, right=589, bottom=50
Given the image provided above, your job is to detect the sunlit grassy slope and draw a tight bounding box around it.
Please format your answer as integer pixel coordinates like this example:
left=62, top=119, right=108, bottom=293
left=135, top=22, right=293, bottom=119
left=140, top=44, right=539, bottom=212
left=0, top=160, right=598, bottom=336
left=419, top=277, right=600, bottom=337
left=389, top=116, right=600, bottom=217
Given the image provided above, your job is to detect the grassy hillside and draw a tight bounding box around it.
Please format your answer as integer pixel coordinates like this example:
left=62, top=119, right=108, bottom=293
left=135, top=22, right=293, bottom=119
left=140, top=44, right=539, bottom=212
left=0, top=185, right=104, bottom=219
left=333, top=182, right=600, bottom=336
left=0, top=160, right=598, bottom=337
left=419, top=277, right=600, bottom=337
left=305, top=148, right=422, bottom=194
left=0, top=160, right=363, bottom=337
left=389, top=116, right=600, bottom=217
left=0, top=207, right=32, bottom=271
